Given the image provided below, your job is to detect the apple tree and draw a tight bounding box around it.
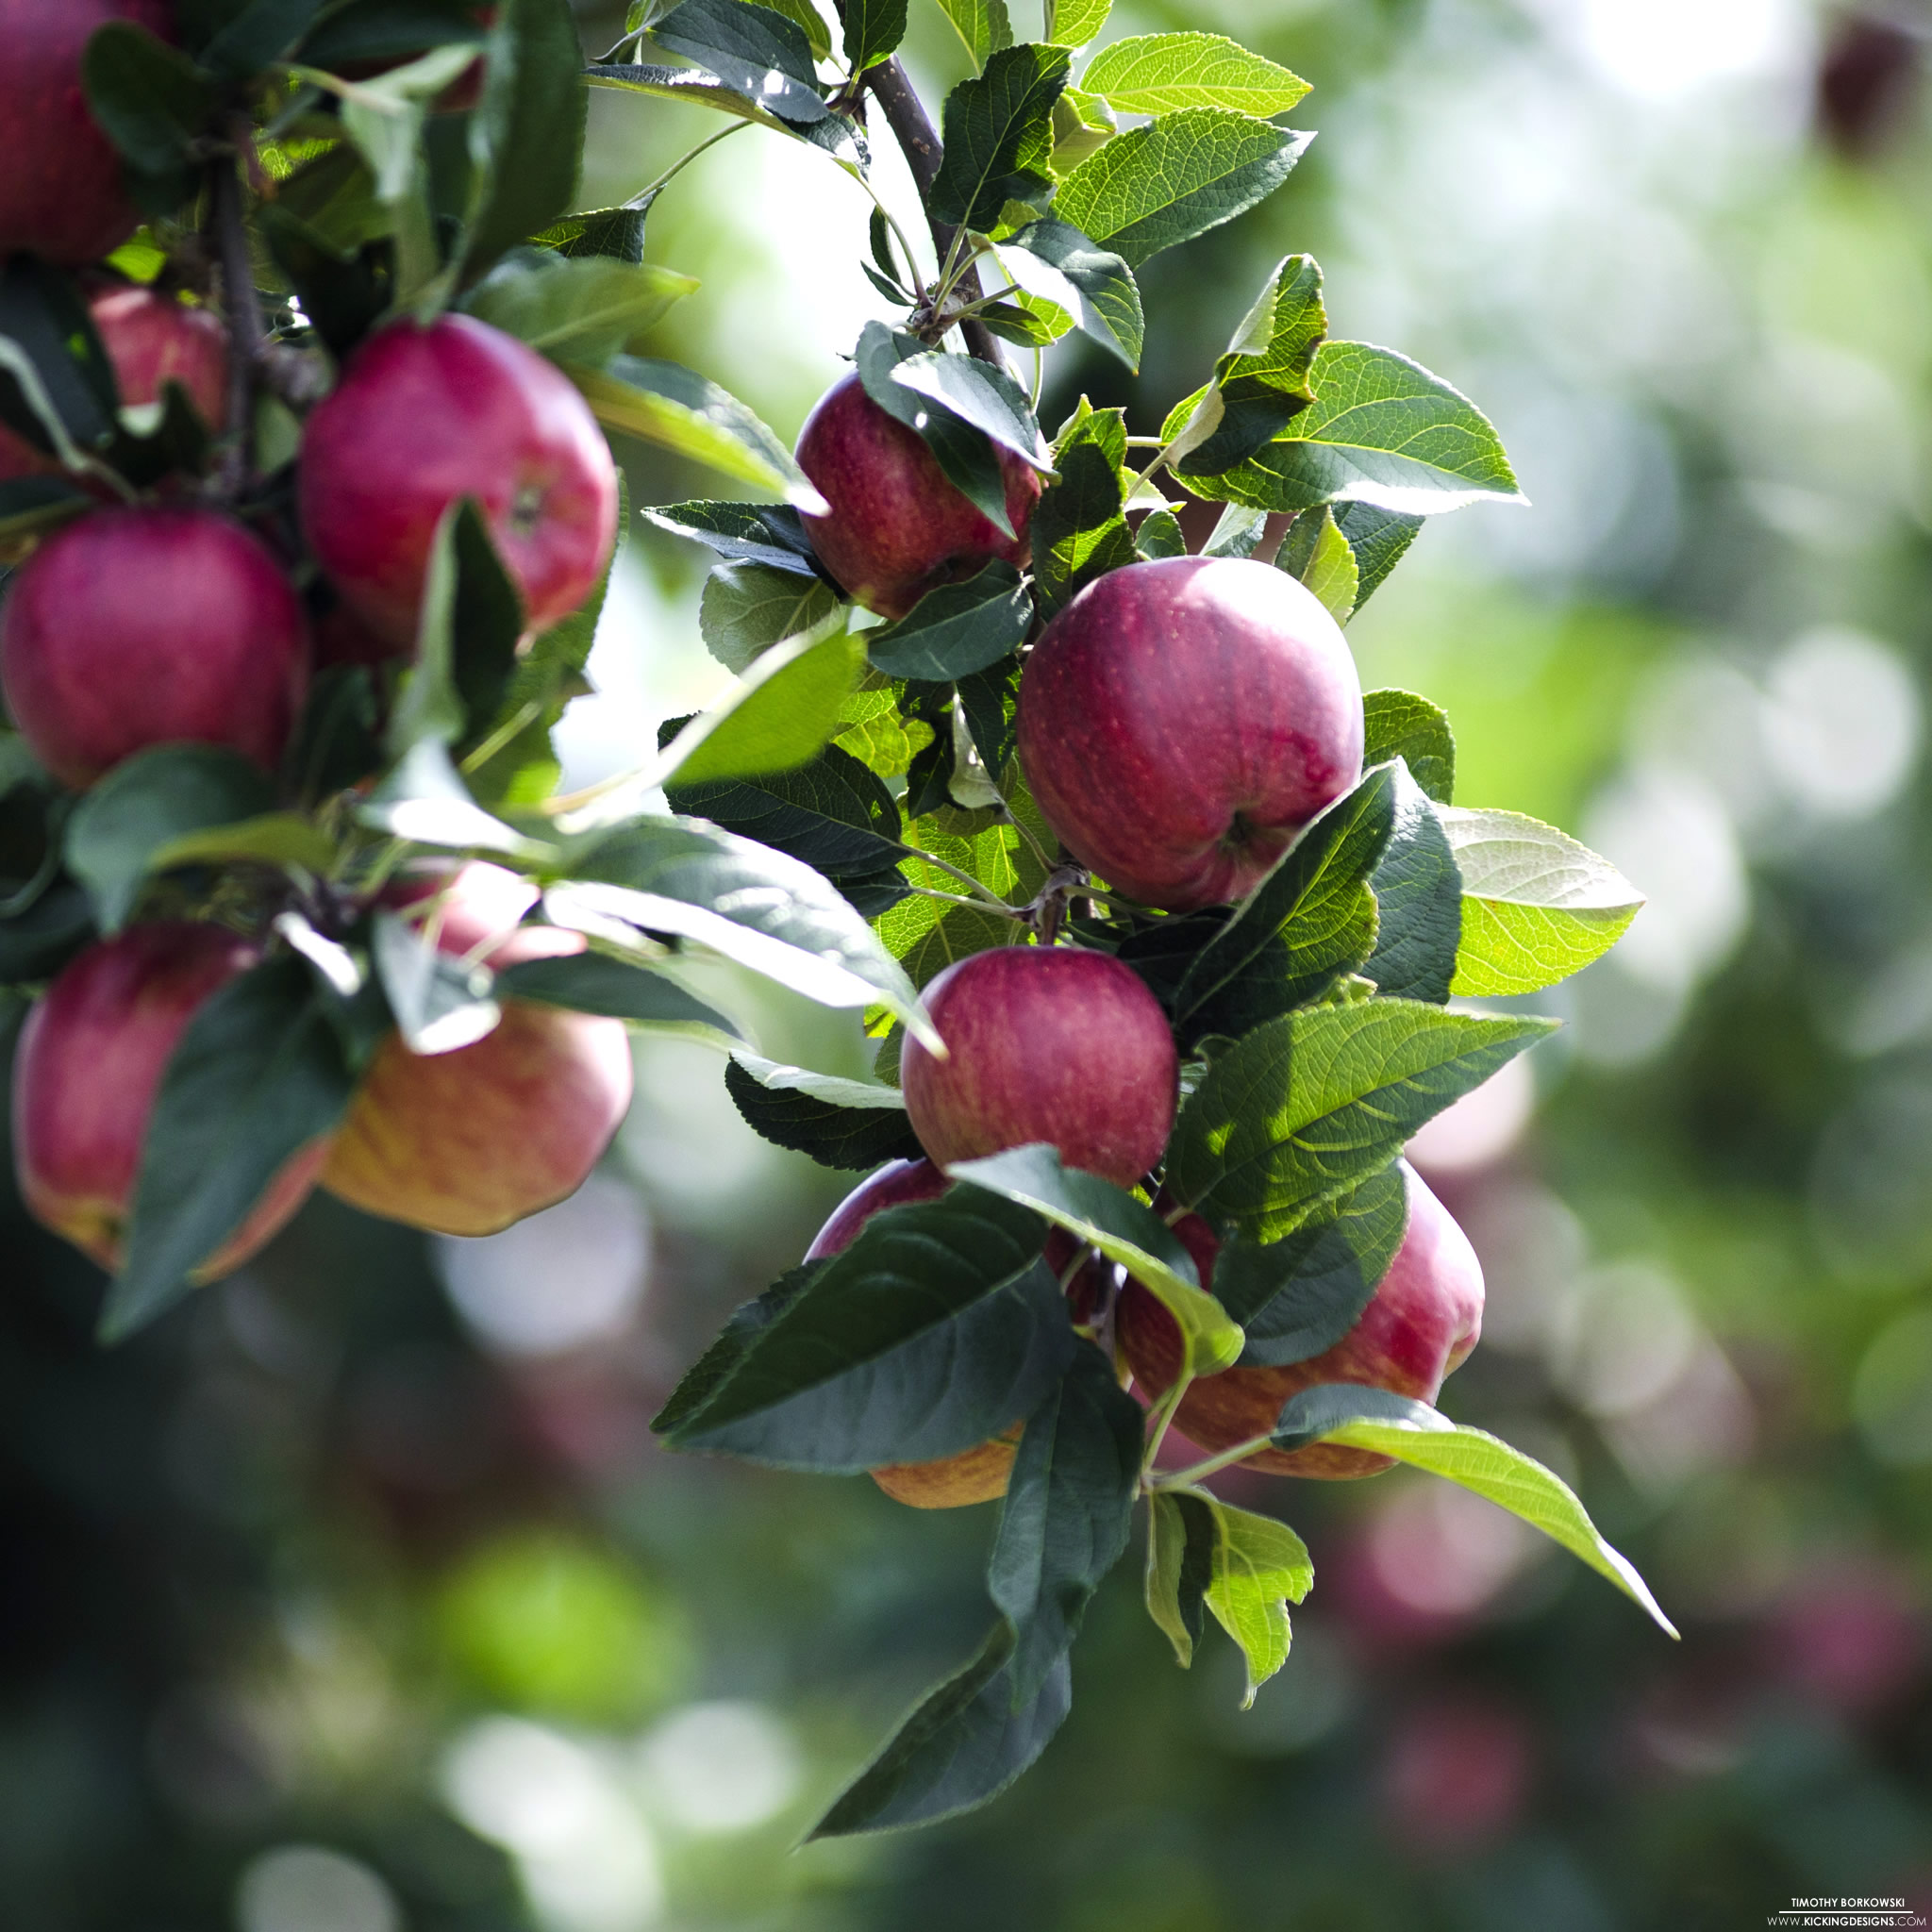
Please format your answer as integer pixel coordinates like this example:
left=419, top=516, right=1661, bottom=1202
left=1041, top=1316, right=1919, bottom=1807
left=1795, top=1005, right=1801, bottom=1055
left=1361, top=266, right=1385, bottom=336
left=0, top=0, right=1674, bottom=1835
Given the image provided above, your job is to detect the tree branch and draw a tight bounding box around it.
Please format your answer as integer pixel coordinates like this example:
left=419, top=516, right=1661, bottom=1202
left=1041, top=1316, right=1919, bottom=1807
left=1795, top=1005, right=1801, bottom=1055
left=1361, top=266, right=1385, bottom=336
left=862, top=58, right=1008, bottom=371
left=210, top=128, right=265, bottom=491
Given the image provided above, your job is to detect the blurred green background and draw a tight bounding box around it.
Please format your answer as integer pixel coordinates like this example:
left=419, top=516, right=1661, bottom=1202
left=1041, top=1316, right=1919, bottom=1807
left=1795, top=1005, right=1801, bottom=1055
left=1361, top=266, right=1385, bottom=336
left=8, top=0, right=1932, bottom=1924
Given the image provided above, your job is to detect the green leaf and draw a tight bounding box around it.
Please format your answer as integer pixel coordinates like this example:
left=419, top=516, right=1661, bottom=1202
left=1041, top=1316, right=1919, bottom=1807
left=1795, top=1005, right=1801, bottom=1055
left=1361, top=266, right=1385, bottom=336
left=929, top=43, right=1070, bottom=236
left=867, top=562, right=1032, bottom=681
left=497, top=952, right=744, bottom=1037
left=1044, top=0, right=1110, bottom=47
left=1049, top=85, right=1116, bottom=171
left=1203, top=502, right=1265, bottom=558
left=1143, top=1488, right=1216, bottom=1667
left=644, top=498, right=820, bottom=575
left=1167, top=1000, right=1558, bottom=1241
left=660, top=1187, right=1070, bottom=1467
left=1269, top=1387, right=1678, bottom=1639
left=297, top=0, right=490, bottom=70
left=574, top=357, right=824, bottom=508
left=146, top=814, right=339, bottom=877
left=949, top=1143, right=1244, bottom=1376
left=724, top=1051, right=924, bottom=1169
left=757, top=0, right=833, bottom=60
left=990, top=1344, right=1143, bottom=1702
left=457, top=0, right=589, bottom=282
left=359, top=739, right=554, bottom=861
left=102, top=958, right=354, bottom=1342
left=835, top=678, right=934, bottom=779
left=1363, top=763, right=1462, bottom=1004
left=887, top=350, right=1050, bottom=471
left=65, top=748, right=276, bottom=933
left=1210, top=1162, right=1407, bottom=1367
left=658, top=627, right=866, bottom=785
left=1081, top=32, right=1309, bottom=117
left=1136, top=508, right=1186, bottom=559
left=648, top=0, right=828, bottom=125
left=372, top=909, right=502, bottom=1057
left=700, top=560, right=843, bottom=675
left=561, top=813, right=937, bottom=1041
left=0, top=258, right=117, bottom=460
left=1052, top=108, right=1311, bottom=268
left=1200, top=1498, right=1313, bottom=1707
left=464, top=249, right=697, bottom=365
left=0, top=881, right=95, bottom=988
left=81, top=21, right=214, bottom=177
left=1441, top=808, right=1644, bottom=998
left=1333, top=501, right=1422, bottom=610
left=199, top=0, right=329, bottom=81
left=0, top=476, right=92, bottom=550
left=529, top=202, right=651, bottom=263
left=809, top=1620, right=1068, bottom=1838
left=1279, top=505, right=1357, bottom=622
left=652, top=1267, right=814, bottom=1440
left=1361, top=691, right=1454, bottom=805
left=854, top=324, right=1013, bottom=538
left=931, top=0, right=1013, bottom=70
left=1208, top=341, right=1524, bottom=516
left=840, top=0, right=907, bottom=70
left=1031, top=401, right=1133, bottom=614
left=1001, top=220, right=1142, bottom=370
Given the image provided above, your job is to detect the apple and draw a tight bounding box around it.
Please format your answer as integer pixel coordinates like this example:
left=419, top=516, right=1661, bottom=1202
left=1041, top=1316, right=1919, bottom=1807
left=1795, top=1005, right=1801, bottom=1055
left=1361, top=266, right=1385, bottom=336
left=794, top=369, right=1041, bottom=621
left=0, top=276, right=227, bottom=487
left=1116, top=1161, right=1484, bottom=1478
left=1016, top=556, right=1366, bottom=912
left=298, top=313, right=619, bottom=649
left=0, top=0, right=175, bottom=267
left=11, top=922, right=329, bottom=1275
left=0, top=505, right=309, bottom=790
left=321, top=864, right=634, bottom=1237
left=901, top=944, right=1177, bottom=1189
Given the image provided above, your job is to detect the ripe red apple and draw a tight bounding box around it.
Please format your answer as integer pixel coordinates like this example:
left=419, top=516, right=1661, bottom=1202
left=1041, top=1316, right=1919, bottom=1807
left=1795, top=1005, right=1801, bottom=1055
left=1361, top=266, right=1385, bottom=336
left=794, top=370, right=1041, bottom=621
left=0, top=0, right=175, bottom=267
left=11, top=923, right=329, bottom=1275
left=1017, top=556, right=1366, bottom=911
left=298, top=313, right=619, bottom=649
left=1117, top=1162, right=1484, bottom=1478
left=321, top=864, right=634, bottom=1237
left=0, top=276, right=227, bottom=487
left=0, top=505, right=309, bottom=790
left=901, top=944, right=1178, bottom=1189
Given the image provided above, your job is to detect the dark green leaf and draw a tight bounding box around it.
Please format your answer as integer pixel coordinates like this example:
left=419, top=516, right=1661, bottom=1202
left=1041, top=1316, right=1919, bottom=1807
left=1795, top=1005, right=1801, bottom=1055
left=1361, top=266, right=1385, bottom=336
left=0, top=258, right=117, bottom=459
left=1333, top=501, right=1423, bottom=610
left=700, top=561, right=841, bottom=673
left=1364, top=763, right=1462, bottom=1003
left=653, top=1266, right=814, bottom=1437
left=648, top=0, right=828, bottom=125
left=529, top=202, right=653, bottom=263
left=1136, top=508, right=1185, bottom=558
left=1361, top=691, right=1454, bottom=806
left=80, top=22, right=214, bottom=177
left=1031, top=402, right=1133, bottom=614
left=839, top=0, right=907, bottom=72
left=1202, top=502, right=1265, bottom=558
left=1004, top=219, right=1142, bottom=369
left=448, top=503, right=525, bottom=750
left=929, top=43, right=1070, bottom=236
left=643, top=498, right=821, bottom=575
left=496, top=952, right=743, bottom=1035
left=723, top=1054, right=924, bottom=1169
left=1175, top=253, right=1325, bottom=476
left=0, top=882, right=95, bottom=988
left=201, top=0, right=327, bottom=79
left=887, top=351, right=1049, bottom=471
left=0, top=475, right=92, bottom=550
left=854, top=323, right=1012, bottom=538
left=867, top=562, right=1032, bottom=681
left=298, top=0, right=490, bottom=68
left=956, top=653, right=1024, bottom=782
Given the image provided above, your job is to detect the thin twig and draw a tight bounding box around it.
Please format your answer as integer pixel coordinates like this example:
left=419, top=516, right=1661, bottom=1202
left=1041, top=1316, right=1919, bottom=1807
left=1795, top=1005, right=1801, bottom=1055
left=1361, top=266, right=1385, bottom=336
left=210, top=125, right=266, bottom=493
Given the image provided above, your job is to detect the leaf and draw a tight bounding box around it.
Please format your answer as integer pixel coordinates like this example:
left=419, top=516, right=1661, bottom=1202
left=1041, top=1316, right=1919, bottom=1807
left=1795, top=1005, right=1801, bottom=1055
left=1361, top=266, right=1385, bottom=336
left=854, top=324, right=1012, bottom=538
left=1361, top=691, right=1454, bottom=806
left=65, top=748, right=276, bottom=933
left=1277, top=505, right=1357, bottom=621
left=1001, top=220, right=1142, bottom=370
left=698, top=560, right=838, bottom=675
left=1202, top=502, right=1265, bottom=558
left=931, top=0, right=1013, bottom=70
left=1363, top=763, right=1462, bottom=1004
left=660, top=1187, right=1072, bottom=1467
left=990, top=1344, right=1143, bottom=1702
left=1210, top=1162, right=1407, bottom=1367
left=1049, top=85, right=1115, bottom=172
left=724, top=1052, right=924, bottom=1169
left=464, top=250, right=697, bottom=365
left=1044, top=0, right=1110, bottom=47
left=1201, top=1499, right=1313, bottom=1707
left=1333, top=501, right=1422, bottom=610
left=841, top=0, right=907, bottom=70
left=372, top=910, right=502, bottom=1057
left=102, top=958, right=354, bottom=1342
left=929, top=43, right=1070, bottom=236
left=145, top=814, right=339, bottom=877
left=200, top=0, right=329, bottom=80
left=561, top=813, right=937, bottom=1041
left=1136, top=508, right=1186, bottom=559
left=867, top=562, right=1032, bottom=682
left=1031, top=402, right=1133, bottom=614
left=648, top=0, right=828, bottom=125
left=1208, top=341, right=1524, bottom=516
left=459, top=0, right=589, bottom=283
left=887, top=351, right=1050, bottom=471
left=1441, top=808, right=1644, bottom=998
left=1052, top=109, right=1311, bottom=268
left=652, top=1267, right=814, bottom=1440
left=0, top=882, right=95, bottom=988
left=757, top=0, right=834, bottom=60
left=359, top=738, right=554, bottom=861
left=0, top=475, right=92, bottom=549
left=0, top=258, right=117, bottom=461
left=836, top=678, right=934, bottom=778
left=81, top=22, right=214, bottom=177
left=644, top=498, right=821, bottom=575
left=1269, top=1387, right=1678, bottom=1638
left=949, top=1143, right=1243, bottom=1376
left=1166, top=1000, right=1558, bottom=1241
left=299, top=0, right=491, bottom=71
left=1143, top=1488, right=1217, bottom=1667
left=497, top=952, right=743, bottom=1036
left=659, top=627, right=866, bottom=785
left=570, top=357, right=825, bottom=508
left=1081, top=32, right=1309, bottom=117
left=529, top=202, right=652, bottom=263
left=809, top=1621, right=1069, bottom=1838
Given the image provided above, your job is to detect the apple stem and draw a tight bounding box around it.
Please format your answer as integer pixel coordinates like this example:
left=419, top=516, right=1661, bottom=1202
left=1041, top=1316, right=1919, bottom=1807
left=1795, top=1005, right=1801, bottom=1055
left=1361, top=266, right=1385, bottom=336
left=861, top=58, right=1009, bottom=373
left=209, top=129, right=265, bottom=493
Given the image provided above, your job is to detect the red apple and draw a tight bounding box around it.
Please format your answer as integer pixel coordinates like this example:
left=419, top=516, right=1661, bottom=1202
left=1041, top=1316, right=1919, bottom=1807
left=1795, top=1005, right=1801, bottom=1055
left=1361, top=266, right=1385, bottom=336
left=794, top=369, right=1041, bottom=621
left=11, top=923, right=329, bottom=1275
left=805, top=1154, right=951, bottom=1260
left=0, top=505, right=309, bottom=790
left=0, top=276, right=227, bottom=487
left=298, top=313, right=619, bottom=649
left=901, top=945, right=1177, bottom=1189
left=321, top=864, right=634, bottom=1237
left=1017, top=556, right=1365, bottom=911
left=1117, top=1161, right=1484, bottom=1478
left=0, top=0, right=175, bottom=267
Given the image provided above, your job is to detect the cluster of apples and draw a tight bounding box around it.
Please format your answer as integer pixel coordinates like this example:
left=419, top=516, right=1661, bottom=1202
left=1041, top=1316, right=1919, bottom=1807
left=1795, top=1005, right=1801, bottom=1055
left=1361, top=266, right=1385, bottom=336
left=792, top=380, right=1488, bottom=1505
left=2, top=1, right=627, bottom=1274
